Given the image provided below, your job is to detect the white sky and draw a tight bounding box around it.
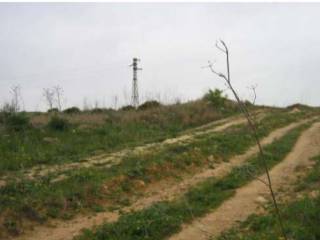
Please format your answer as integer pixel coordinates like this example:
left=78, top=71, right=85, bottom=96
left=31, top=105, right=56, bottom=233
left=0, top=3, right=319, bottom=111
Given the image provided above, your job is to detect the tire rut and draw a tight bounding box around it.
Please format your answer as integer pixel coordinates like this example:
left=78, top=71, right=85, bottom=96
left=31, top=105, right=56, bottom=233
left=11, top=116, right=308, bottom=240
left=169, top=121, right=320, bottom=240
left=1, top=114, right=254, bottom=188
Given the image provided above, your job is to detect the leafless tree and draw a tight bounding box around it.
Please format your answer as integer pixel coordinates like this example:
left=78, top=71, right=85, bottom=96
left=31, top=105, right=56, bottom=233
left=83, top=97, right=90, bottom=111
left=10, top=85, right=22, bottom=112
left=53, top=85, right=64, bottom=111
left=94, top=100, right=99, bottom=109
left=113, top=95, right=118, bottom=110
left=205, top=40, right=288, bottom=240
left=43, top=88, right=55, bottom=110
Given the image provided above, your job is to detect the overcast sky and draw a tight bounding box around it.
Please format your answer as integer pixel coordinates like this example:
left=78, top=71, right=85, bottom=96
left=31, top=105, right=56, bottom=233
left=0, top=3, right=319, bottom=111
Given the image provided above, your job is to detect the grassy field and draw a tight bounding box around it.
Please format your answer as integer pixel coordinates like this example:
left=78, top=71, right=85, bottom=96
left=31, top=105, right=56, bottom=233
left=0, top=99, right=241, bottom=173
left=73, top=120, right=310, bottom=240
left=1, top=94, right=319, bottom=240
left=0, top=108, right=306, bottom=237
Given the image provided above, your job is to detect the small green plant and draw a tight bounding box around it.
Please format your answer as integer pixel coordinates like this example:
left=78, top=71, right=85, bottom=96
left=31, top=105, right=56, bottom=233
left=3, top=219, right=21, bottom=236
left=48, top=116, right=70, bottom=131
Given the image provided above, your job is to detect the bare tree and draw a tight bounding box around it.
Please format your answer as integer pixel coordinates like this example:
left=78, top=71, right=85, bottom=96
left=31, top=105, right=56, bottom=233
left=83, top=97, right=90, bottom=111
left=43, top=88, right=55, bottom=110
left=94, top=100, right=99, bottom=109
left=113, top=95, right=118, bottom=110
left=10, top=85, right=22, bottom=112
left=53, top=85, right=64, bottom=111
left=205, top=40, right=288, bottom=240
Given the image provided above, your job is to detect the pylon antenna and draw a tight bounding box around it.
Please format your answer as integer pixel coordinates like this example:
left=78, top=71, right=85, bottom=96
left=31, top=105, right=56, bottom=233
left=129, top=58, right=142, bottom=108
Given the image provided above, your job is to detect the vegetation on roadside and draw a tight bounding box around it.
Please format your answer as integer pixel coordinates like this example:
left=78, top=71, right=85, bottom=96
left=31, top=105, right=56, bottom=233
left=217, top=155, right=320, bottom=240
left=73, top=120, right=311, bottom=240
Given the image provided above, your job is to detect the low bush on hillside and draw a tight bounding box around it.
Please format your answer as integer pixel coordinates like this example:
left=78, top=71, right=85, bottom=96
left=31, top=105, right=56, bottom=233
left=1, top=113, right=30, bottom=132
left=48, top=116, right=70, bottom=131
left=63, top=107, right=81, bottom=114
left=120, top=105, right=135, bottom=111
left=138, top=100, right=161, bottom=111
left=203, top=88, right=227, bottom=108
left=47, top=108, right=59, bottom=113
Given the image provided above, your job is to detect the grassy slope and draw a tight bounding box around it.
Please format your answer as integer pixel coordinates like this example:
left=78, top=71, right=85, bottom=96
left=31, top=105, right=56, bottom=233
left=73, top=121, right=311, bottom=240
left=0, top=100, right=239, bottom=172
left=0, top=111, right=306, bottom=237
left=217, top=155, right=320, bottom=240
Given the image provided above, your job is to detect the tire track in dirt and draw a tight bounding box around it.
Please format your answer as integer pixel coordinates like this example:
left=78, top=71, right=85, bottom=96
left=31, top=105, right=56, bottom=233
left=11, top=116, right=309, bottom=240
left=169, top=121, right=320, bottom=240
left=1, top=113, right=256, bottom=188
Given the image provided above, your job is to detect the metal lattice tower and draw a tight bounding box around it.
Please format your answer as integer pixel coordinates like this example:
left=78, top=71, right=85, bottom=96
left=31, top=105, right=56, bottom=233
left=130, top=58, right=142, bottom=108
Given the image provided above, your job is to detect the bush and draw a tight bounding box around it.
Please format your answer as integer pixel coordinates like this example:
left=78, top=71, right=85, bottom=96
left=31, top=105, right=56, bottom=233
left=4, top=113, right=30, bottom=132
left=48, top=116, right=70, bottom=131
left=203, top=89, right=227, bottom=108
left=138, top=100, right=161, bottom=111
left=120, top=105, right=135, bottom=111
left=63, top=107, right=81, bottom=114
left=48, top=108, right=59, bottom=113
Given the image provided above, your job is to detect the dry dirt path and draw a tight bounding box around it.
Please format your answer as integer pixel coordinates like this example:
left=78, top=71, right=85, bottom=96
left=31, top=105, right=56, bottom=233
left=11, top=116, right=308, bottom=240
left=1, top=113, right=252, bottom=187
left=169, top=121, right=320, bottom=240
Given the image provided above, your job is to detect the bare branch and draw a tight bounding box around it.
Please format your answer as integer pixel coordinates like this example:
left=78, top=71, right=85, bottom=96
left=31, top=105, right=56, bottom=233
left=215, top=41, right=226, bottom=53
left=206, top=40, right=288, bottom=240
left=247, top=84, right=258, bottom=105
left=219, top=39, right=228, bottom=53
left=43, top=88, right=55, bottom=110
left=53, top=85, right=64, bottom=111
left=10, top=85, right=22, bottom=112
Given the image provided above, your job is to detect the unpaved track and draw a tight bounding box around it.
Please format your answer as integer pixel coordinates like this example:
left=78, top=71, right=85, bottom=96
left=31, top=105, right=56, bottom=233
left=11, top=117, right=308, bottom=240
left=169, top=121, right=320, bottom=240
left=1, top=114, right=252, bottom=187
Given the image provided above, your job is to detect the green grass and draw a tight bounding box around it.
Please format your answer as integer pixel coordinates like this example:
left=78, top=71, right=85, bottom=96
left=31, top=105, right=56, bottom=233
left=217, top=155, right=320, bottom=240
left=72, top=122, right=311, bottom=240
left=0, top=100, right=241, bottom=173
left=0, top=111, right=306, bottom=237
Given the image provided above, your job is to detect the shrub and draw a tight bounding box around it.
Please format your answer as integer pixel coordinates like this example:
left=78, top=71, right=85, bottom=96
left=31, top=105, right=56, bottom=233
left=203, top=89, right=227, bottom=108
left=48, top=108, right=59, bottom=113
left=5, top=113, right=30, bottom=132
left=48, top=116, right=70, bottom=131
left=90, top=108, right=105, bottom=113
left=138, top=100, right=161, bottom=111
left=120, top=105, right=135, bottom=111
left=63, top=107, right=81, bottom=114
left=1, top=102, right=16, bottom=114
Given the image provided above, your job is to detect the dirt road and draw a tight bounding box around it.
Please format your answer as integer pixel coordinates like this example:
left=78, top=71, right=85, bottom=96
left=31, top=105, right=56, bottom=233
left=169, top=121, right=320, bottom=240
